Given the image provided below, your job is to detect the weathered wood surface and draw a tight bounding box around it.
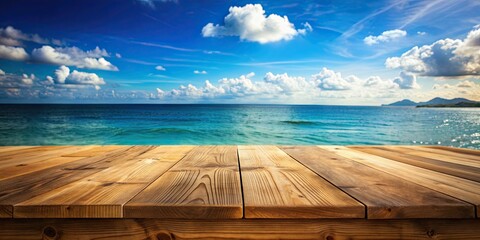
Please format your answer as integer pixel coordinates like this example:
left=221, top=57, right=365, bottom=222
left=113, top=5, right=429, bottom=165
left=125, top=146, right=243, bottom=219
left=2, top=218, right=480, bottom=240
left=238, top=145, right=364, bottom=218
left=281, top=146, right=474, bottom=219
left=0, top=145, right=479, bottom=220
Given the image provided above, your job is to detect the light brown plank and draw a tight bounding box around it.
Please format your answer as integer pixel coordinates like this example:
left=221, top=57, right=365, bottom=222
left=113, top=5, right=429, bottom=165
left=280, top=146, right=473, bottom=219
left=0, top=146, right=150, bottom=218
left=3, top=218, right=480, bottom=240
left=239, top=145, right=364, bottom=219
left=326, top=146, right=480, bottom=217
left=427, top=146, right=480, bottom=156
left=0, top=146, right=71, bottom=160
left=13, top=146, right=194, bottom=218
left=125, top=146, right=243, bottom=219
left=61, top=145, right=124, bottom=157
left=387, top=146, right=480, bottom=168
left=0, top=156, right=85, bottom=181
left=0, top=146, right=36, bottom=154
left=352, top=146, right=480, bottom=183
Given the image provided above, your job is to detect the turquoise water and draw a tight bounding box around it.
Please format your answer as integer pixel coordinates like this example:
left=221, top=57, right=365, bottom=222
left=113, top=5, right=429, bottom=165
left=0, top=104, right=479, bottom=149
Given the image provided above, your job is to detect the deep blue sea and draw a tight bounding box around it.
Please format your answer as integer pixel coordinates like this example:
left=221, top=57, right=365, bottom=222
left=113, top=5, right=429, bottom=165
left=0, top=104, right=479, bottom=149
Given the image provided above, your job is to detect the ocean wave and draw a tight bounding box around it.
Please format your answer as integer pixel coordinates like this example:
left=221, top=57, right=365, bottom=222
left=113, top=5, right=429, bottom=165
left=280, top=120, right=318, bottom=125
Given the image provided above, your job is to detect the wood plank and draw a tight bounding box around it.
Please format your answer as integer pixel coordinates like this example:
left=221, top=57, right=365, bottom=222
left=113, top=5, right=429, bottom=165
left=0, top=146, right=150, bottom=218
left=352, top=146, right=480, bottom=183
left=427, top=146, right=480, bottom=156
left=61, top=145, right=124, bottom=157
left=0, top=146, right=96, bottom=170
left=238, top=145, right=364, bottom=219
left=280, top=146, right=473, bottom=219
left=0, top=146, right=71, bottom=160
left=0, top=146, right=36, bottom=154
left=386, top=146, right=480, bottom=168
left=13, top=146, right=194, bottom=218
left=124, top=146, right=243, bottom=219
left=412, top=146, right=480, bottom=162
left=2, top=218, right=480, bottom=240
left=324, top=146, right=480, bottom=217
left=0, top=156, right=86, bottom=181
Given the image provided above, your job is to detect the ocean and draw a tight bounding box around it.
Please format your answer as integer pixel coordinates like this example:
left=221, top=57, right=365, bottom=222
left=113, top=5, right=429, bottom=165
left=0, top=104, right=479, bottom=149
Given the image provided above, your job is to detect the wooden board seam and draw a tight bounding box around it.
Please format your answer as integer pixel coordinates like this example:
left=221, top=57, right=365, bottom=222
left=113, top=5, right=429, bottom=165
left=121, top=146, right=196, bottom=218
left=279, top=146, right=368, bottom=219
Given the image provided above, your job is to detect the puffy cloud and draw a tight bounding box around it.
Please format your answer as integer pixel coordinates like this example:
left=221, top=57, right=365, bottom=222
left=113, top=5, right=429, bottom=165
left=193, top=70, right=207, bottom=74
left=31, top=46, right=118, bottom=71
left=155, top=68, right=415, bottom=102
left=311, top=68, right=360, bottom=90
left=53, top=65, right=105, bottom=87
left=393, top=71, right=420, bottom=89
left=54, top=65, right=70, bottom=84
left=202, top=4, right=310, bottom=44
left=0, top=26, right=62, bottom=47
left=155, top=65, right=166, bottom=71
left=21, top=74, right=35, bottom=85
left=67, top=70, right=106, bottom=85
left=385, top=28, right=480, bottom=76
left=0, top=69, right=5, bottom=75
left=0, top=45, right=29, bottom=61
left=364, top=29, right=407, bottom=45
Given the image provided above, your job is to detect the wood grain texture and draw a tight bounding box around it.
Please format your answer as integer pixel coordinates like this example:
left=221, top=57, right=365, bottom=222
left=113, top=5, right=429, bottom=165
left=426, top=146, right=480, bottom=156
left=325, top=146, right=480, bottom=218
left=2, top=218, right=480, bottom=240
left=392, top=146, right=480, bottom=168
left=239, top=145, right=364, bottom=219
left=13, top=146, right=193, bottom=218
left=280, top=146, right=473, bottom=219
left=0, top=146, right=149, bottom=218
left=352, top=146, right=480, bottom=182
left=125, top=146, right=243, bottom=219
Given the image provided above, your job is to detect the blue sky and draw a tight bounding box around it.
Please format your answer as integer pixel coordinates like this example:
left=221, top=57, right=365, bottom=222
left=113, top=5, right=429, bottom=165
left=0, top=0, right=479, bottom=104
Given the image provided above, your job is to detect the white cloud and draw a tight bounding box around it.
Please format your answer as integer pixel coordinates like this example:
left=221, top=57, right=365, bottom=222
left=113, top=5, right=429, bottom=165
left=386, top=28, right=480, bottom=76
left=0, top=69, right=5, bottom=75
left=364, top=29, right=407, bottom=45
left=32, top=46, right=118, bottom=71
left=0, top=26, right=62, bottom=47
left=155, top=68, right=415, bottom=102
left=417, top=31, right=427, bottom=36
left=0, top=45, right=29, bottom=61
left=194, top=70, right=207, bottom=74
left=311, top=68, right=360, bottom=91
left=115, top=53, right=122, bottom=58
left=202, top=4, right=310, bottom=44
left=54, top=65, right=70, bottom=84
left=155, top=65, right=166, bottom=71
left=53, top=65, right=105, bottom=87
left=393, top=71, right=420, bottom=89
left=21, top=74, right=35, bottom=85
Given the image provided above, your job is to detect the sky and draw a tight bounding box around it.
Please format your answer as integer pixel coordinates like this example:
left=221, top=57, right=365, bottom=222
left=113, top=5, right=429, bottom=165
left=0, top=0, right=479, bottom=105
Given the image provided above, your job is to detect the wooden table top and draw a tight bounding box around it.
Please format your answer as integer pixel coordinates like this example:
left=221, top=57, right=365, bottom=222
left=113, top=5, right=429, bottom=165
left=0, top=145, right=478, bottom=219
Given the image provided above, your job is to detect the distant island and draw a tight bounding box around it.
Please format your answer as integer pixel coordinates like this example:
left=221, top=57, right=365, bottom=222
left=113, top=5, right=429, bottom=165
left=383, top=97, right=480, bottom=108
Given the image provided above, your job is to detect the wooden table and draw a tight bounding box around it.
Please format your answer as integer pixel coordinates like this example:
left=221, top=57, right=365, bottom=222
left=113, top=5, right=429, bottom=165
left=0, top=145, right=479, bottom=239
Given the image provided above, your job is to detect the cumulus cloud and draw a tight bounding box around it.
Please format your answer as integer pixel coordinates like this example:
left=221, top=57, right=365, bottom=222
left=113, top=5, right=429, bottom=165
left=53, top=65, right=105, bottom=87
left=20, top=74, right=35, bottom=85
left=311, top=68, right=360, bottom=90
left=393, top=71, right=420, bottom=89
left=0, top=26, right=62, bottom=47
left=0, top=45, right=29, bottom=61
left=31, top=46, right=118, bottom=71
left=0, top=69, right=5, bottom=75
left=202, top=4, right=311, bottom=44
left=155, top=65, right=166, bottom=71
left=385, top=27, right=480, bottom=76
left=155, top=68, right=415, bottom=102
left=193, top=70, right=207, bottom=74
left=364, top=29, right=407, bottom=45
